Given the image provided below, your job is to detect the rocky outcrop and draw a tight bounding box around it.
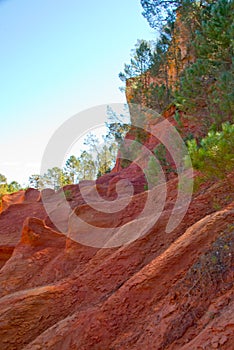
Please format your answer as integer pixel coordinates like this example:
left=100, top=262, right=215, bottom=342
left=25, top=203, right=233, bottom=350
left=0, top=170, right=233, bottom=349
left=125, top=11, right=195, bottom=108
left=1, top=190, right=25, bottom=212
left=0, top=189, right=47, bottom=268
left=0, top=5, right=232, bottom=345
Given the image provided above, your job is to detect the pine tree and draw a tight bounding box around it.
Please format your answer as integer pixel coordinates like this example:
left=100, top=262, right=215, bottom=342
left=186, top=122, right=234, bottom=181
left=65, top=155, right=81, bottom=184
left=175, top=0, right=234, bottom=127
left=145, top=155, right=161, bottom=187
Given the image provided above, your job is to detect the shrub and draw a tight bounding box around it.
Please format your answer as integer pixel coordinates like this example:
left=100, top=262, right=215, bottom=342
left=185, top=122, right=234, bottom=182
left=62, top=189, right=73, bottom=201
left=145, top=155, right=161, bottom=187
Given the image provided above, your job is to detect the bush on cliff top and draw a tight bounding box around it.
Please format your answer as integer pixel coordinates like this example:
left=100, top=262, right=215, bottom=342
left=185, top=122, right=234, bottom=182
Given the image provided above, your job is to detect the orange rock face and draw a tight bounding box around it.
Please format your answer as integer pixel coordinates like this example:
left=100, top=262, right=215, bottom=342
left=0, top=189, right=47, bottom=268
left=1, top=8, right=232, bottom=345
left=0, top=170, right=233, bottom=349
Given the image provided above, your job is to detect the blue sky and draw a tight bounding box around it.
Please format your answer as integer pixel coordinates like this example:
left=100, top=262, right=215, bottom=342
left=0, top=0, right=156, bottom=185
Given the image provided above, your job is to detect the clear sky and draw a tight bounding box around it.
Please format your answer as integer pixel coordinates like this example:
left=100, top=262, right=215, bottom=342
left=0, top=0, right=156, bottom=185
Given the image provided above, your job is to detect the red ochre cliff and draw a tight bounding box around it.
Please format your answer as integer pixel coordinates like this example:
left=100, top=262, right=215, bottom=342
left=0, top=158, right=233, bottom=349
left=0, top=14, right=233, bottom=350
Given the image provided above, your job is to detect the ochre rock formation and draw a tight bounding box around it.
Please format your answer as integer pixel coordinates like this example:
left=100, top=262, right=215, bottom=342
left=0, top=189, right=47, bottom=269
left=125, top=11, right=195, bottom=106
left=1, top=5, right=233, bottom=346
left=0, top=167, right=233, bottom=349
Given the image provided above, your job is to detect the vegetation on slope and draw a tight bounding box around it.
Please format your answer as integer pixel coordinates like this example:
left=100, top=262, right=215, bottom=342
left=0, top=174, right=22, bottom=204
left=119, top=0, right=234, bottom=186
left=1, top=0, right=233, bottom=193
left=120, top=0, right=233, bottom=126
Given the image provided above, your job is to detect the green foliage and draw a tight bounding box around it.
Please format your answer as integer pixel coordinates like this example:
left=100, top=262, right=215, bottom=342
left=186, top=122, right=234, bottom=181
left=27, top=107, right=130, bottom=190
left=129, top=108, right=148, bottom=142
left=78, top=150, right=96, bottom=180
left=1, top=114, right=129, bottom=194
left=120, top=159, right=132, bottom=169
left=0, top=183, right=8, bottom=199
left=82, top=130, right=119, bottom=178
left=153, top=144, right=176, bottom=174
left=141, top=1, right=216, bottom=30
left=119, top=140, right=141, bottom=169
left=105, top=105, right=130, bottom=145
left=119, top=6, right=175, bottom=110
left=96, top=143, right=116, bottom=176
left=119, top=40, right=153, bottom=82
left=29, top=174, right=43, bottom=190
left=212, top=200, right=222, bottom=211
left=30, top=168, right=71, bottom=191
left=154, top=144, right=169, bottom=166
left=175, top=0, right=234, bottom=127
left=119, top=40, right=155, bottom=106
left=105, top=122, right=130, bottom=145
left=121, top=0, right=233, bottom=130
left=132, top=126, right=148, bottom=144
left=63, top=189, right=72, bottom=201
left=145, top=155, right=161, bottom=187
left=140, top=0, right=181, bottom=29
left=42, top=167, right=70, bottom=190
left=0, top=174, right=22, bottom=203
left=173, top=110, right=183, bottom=128
left=7, top=181, right=21, bottom=193
left=146, top=83, right=173, bottom=112
left=0, top=174, right=7, bottom=185
left=65, top=155, right=81, bottom=184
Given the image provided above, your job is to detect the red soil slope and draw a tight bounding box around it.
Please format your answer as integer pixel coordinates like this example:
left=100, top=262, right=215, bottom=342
left=0, top=171, right=233, bottom=349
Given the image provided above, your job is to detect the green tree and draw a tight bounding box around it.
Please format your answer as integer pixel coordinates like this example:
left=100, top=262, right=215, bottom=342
left=105, top=105, right=130, bottom=146
left=29, top=174, right=43, bottom=189
left=78, top=151, right=96, bottom=181
left=64, top=155, right=81, bottom=184
left=146, top=83, right=173, bottom=112
left=119, top=140, right=142, bottom=169
left=175, top=0, right=234, bottom=127
left=42, top=167, right=69, bottom=190
left=0, top=173, right=8, bottom=198
left=141, top=0, right=182, bottom=29
left=140, top=1, right=215, bottom=30
left=119, top=40, right=153, bottom=82
left=145, top=155, right=161, bottom=187
left=7, top=181, right=21, bottom=193
left=119, top=15, right=176, bottom=110
left=119, top=40, right=153, bottom=105
left=0, top=173, right=7, bottom=185
left=96, top=143, right=115, bottom=177
left=0, top=174, right=22, bottom=204
left=186, top=122, right=234, bottom=182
